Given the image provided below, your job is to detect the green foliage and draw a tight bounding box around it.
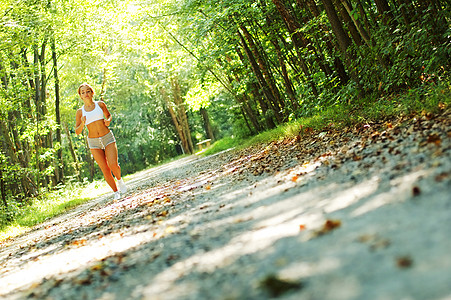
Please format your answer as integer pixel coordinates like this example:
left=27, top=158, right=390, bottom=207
left=0, top=180, right=110, bottom=240
left=1, top=0, right=449, bottom=223
left=204, top=80, right=450, bottom=156
left=350, top=7, right=450, bottom=94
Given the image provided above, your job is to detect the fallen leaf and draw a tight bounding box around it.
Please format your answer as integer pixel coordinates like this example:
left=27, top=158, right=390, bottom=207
left=157, top=210, right=169, bottom=217
left=310, top=219, right=342, bottom=238
left=260, top=274, right=304, bottom=297
left=166, top=254, right=179, bottom=262
left=435, top=172, right=448, bottom=182
left=90, top=263, right=104, bottom=271
left=323, top=219, right=341, bottom=231
left=396, top=256, right=413, bottom=268
left=70, top=239, right=87, bottom=247
left=427, top=134, right=441, bottom=146
left=412, top=186, right=421, bottom=196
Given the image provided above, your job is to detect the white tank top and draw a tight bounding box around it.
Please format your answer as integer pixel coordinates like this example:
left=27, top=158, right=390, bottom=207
left=82, top=101, right=104, bottom=125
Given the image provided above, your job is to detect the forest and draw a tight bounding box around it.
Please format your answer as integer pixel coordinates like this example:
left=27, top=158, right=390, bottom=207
left=0, top=0, right=449, bottom=215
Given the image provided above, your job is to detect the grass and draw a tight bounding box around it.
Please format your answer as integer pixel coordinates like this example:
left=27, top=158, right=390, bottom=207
left=0, top=180, right=111, bottom=242
left=204, top=81, right=450, bottom=155
left=1, top=81, right=449, bottom=242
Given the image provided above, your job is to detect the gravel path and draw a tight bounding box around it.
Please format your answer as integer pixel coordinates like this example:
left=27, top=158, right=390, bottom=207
left=0, top=110, right=450, bottom=300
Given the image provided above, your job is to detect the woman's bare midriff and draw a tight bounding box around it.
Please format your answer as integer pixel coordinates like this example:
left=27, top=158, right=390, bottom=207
left=86, top=120, right=110, bottom=138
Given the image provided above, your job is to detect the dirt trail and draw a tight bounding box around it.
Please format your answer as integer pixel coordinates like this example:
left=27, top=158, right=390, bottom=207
left=1, top=111, right=450, bottom=300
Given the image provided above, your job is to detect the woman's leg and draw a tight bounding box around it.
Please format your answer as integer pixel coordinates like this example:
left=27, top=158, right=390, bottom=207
left=91, top=148, right=118, bottom=192
left=104, top=142, right=122, bottom=180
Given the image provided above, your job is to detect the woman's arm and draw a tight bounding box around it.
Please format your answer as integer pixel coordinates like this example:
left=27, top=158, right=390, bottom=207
left=75, top=109, right=85, bottom=135
left=99, top=101, right=112, bottom=127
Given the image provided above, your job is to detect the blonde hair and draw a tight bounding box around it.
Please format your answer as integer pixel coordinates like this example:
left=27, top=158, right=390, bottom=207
left=78, top=82, right=95, bottom=95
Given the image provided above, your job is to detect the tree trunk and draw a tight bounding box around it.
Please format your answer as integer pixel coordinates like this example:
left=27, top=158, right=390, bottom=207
left=322, top=0, right=352, bottom=55
left=237, top=29, right=282, bottom=124
left=225, top=60, right=263, bottom=133
left=304, top=0, right=350, bottom=84
left=8, top=112, right=27, bottom=168
left=0, top=168, right=7, bottom=208
left=0, top=119, right=38, bottom=198
left=355, top=0, right=372, bottom=35
left=171, top=77, right=194, bottom=154
left=271, top=0, right=320, bottom=97
left=33, top=46, right=43, bottom=188
left=394, top=0, right=413, bottom=29
left=251, top=82, right=276, bottom=130
left=261, top=8, right=299, bottom=110
left=221, top=55, right=262, bottom=134
left=51, top=34, right=63, bottom=184
left=374, top=0, right=395, bottom=28
left=200, top=108, right=215, bottom=142
left=239, top=93, right=262, bottom=134
left=235, top=46, right=275, bottom=130
left=83, top=133, right=95, bottom=181
left=161, top=87, right=191, bottom=154
left=340, top=0, right=372, bottom=45
left=64, top=123, right=82, bottom=182
left=333, top=0, right=363, bottom=46
left=274, top=42, right=299, bottom=111
left=238, top=23, right=284, bottom=123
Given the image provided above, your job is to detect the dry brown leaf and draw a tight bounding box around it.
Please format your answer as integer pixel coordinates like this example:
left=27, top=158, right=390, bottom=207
left=323, top=219, right=341, bottom=231
left=260, top=274, right=304, bottom=297
left=396, top=256, right=413, bottom=268
left=427, top=134, right=441, bottom=146
left=435, top=172, right=449, bottom=182
left=90, top=263, right=103, bottom=271
left=157, top=210, right=168, bottom=217
left=312, top=219, right=342, bottom=237
left=412, top=186, right=421, bottom=196
left=70, top=239, right=87, bottom=247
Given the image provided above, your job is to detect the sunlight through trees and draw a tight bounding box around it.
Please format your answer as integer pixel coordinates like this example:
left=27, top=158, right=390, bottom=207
left=0, top=0, right=449, bottom=213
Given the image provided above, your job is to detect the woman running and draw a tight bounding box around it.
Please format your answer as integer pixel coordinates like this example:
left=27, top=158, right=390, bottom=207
left=75, top=82, right=127, bottom=200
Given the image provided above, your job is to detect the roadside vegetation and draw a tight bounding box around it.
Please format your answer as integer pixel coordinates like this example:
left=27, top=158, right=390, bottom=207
left=204, top=82, right=451, bottom=155
left=1, top=81, right=449, bottom=242
left=1, top=0, right=449, bottom=241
